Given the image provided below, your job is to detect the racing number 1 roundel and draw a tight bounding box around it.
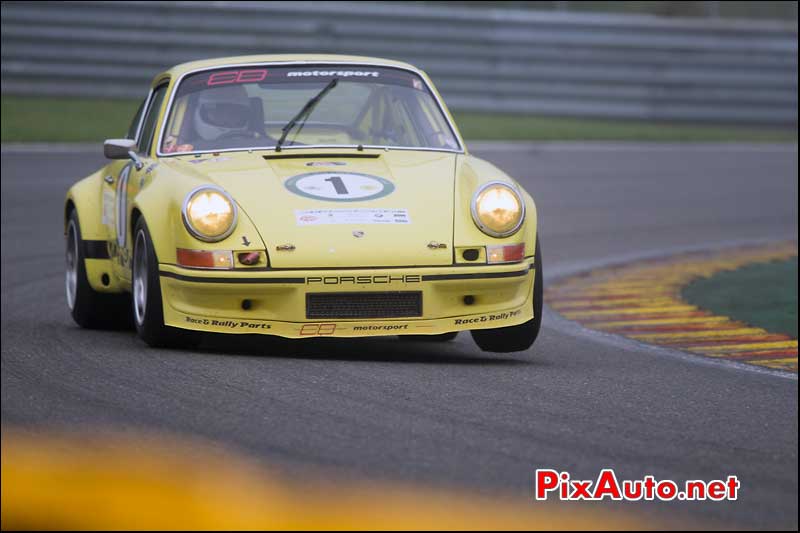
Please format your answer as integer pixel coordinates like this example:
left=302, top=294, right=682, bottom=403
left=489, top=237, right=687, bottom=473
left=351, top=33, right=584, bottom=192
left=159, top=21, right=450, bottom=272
left=284, top=172, right=395, bottom=202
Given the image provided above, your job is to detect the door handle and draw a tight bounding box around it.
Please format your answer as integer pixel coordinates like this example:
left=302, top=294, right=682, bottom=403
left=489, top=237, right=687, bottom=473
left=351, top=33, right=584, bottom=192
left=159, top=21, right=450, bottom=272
left=104, top=175, right=114, bottom=184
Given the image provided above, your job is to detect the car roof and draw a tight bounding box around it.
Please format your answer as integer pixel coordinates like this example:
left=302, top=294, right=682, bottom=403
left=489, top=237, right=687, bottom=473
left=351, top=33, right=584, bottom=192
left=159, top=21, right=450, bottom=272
left=153, top=54, right=422, bottom=85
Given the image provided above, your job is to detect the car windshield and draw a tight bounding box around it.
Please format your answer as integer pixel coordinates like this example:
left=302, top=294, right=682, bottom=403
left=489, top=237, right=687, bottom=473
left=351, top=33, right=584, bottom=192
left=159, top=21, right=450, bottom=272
left=160, top=65, right=461, bottom=154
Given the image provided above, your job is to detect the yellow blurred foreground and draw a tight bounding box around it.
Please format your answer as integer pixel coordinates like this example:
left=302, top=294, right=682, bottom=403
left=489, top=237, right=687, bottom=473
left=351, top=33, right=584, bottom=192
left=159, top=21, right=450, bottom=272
left=2, top=428, right=655, bottom=530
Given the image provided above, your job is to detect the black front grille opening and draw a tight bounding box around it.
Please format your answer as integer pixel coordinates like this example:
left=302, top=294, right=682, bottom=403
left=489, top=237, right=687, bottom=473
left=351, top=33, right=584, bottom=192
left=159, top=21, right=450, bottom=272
left=306, top=292, right=422, bottom=319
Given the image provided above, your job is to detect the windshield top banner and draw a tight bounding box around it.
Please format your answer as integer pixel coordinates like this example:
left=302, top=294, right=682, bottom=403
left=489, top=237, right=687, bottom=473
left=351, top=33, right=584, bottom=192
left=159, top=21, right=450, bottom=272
left=177, top=66, right=426, bottom=98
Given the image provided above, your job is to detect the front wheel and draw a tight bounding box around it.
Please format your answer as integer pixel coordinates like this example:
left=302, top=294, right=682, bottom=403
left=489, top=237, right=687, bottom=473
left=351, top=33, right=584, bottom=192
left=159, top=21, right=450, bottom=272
left=132, top=218, right=199, bottom=348
left=471, top=237, right=543, bottom=353
left=65, top=210, right=131, bottom=329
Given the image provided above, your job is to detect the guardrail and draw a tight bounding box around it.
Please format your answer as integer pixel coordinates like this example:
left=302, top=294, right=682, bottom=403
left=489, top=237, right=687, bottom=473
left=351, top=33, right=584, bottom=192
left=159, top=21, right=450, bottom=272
left=1, top=1, right=797, bottom=123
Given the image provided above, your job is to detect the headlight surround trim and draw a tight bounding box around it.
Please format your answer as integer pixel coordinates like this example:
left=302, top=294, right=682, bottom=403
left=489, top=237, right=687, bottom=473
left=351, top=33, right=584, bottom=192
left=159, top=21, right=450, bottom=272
left=470, top=181, right=526, bottom=238
left=181, top=185, right=239, bottom=242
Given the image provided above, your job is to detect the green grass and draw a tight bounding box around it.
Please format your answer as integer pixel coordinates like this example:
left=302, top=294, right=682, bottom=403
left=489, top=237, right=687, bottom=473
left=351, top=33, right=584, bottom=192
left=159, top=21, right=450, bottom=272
left=2, top=96, right=141, bottom=143
left=453, top=112, right=798, bottom=142
left=406, top=1, right=798, bottom=20
left=682, top=257, right=798, bottom=338
left=1, top=95, right=797, bottom=143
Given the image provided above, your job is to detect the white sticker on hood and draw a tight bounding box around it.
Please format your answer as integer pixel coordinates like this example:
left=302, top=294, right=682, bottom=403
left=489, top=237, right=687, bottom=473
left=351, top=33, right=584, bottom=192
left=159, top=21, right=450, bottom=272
left=295, top=208, right=410, bottom=226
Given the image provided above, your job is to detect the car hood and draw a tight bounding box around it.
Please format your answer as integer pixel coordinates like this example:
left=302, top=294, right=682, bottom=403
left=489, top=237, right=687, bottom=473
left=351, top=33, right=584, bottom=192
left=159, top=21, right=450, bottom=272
left=170, top=150, right=457, bottom=268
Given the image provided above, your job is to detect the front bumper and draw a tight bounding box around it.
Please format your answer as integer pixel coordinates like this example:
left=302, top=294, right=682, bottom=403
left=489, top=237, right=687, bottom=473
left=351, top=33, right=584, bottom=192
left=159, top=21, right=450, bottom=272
left=159, top=258, right=535, bottom=338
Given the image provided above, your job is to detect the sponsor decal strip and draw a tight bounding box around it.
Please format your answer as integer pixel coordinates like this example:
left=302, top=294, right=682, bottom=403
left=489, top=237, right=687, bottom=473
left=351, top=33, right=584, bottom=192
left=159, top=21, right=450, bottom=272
left=173, top=307, right=528, bottom=337
left=546, top=242, right=798, bottom=372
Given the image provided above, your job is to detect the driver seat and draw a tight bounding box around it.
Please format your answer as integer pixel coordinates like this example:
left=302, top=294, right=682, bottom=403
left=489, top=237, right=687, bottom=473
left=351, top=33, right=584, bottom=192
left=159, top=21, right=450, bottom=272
left=248, top=97, right=268, bottom=139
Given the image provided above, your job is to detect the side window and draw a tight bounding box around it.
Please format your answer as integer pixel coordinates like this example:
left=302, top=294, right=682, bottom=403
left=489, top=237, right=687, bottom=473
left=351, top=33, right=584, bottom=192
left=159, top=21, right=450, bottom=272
left=125, top=98, right=146, bottom=140
left=137, top=84, right=169, bottom=155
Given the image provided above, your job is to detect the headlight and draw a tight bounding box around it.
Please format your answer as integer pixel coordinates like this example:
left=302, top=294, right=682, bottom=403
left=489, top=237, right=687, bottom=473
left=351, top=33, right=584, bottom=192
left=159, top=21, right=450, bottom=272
left=182, top=186, right=238, bottom=242
left=471, top=181, right=525, bottom=237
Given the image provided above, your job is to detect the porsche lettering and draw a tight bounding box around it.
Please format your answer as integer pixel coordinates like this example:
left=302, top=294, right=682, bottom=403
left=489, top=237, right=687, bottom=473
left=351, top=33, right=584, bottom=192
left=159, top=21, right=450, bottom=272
left=306, top=275, right=422, bottom=285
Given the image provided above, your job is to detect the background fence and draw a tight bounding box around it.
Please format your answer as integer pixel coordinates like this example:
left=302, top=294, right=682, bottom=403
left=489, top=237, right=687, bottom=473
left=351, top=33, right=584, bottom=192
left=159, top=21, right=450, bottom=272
left=1, top=0, right=797, bottom=124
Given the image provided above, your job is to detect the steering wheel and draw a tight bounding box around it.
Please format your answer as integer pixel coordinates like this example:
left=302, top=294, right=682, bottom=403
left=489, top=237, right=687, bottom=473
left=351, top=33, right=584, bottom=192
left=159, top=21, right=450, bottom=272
left=371, top=126, right=404, bottom=144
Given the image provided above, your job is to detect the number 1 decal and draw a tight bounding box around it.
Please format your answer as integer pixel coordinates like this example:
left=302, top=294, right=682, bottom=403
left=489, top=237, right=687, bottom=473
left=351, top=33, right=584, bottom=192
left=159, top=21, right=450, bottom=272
left=285, top=172, right=395, bottom=202
left=325, top=176, right=348, bottom=195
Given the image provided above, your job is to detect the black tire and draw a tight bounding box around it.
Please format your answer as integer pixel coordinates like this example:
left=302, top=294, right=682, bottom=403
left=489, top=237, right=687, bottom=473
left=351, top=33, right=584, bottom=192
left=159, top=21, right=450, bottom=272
left=471, top=237, right=543, bottom=353
left=132, top=218, right=199, bottom=348
left=65, top=210, right=132, bottom=329
left=399, top=332, right=459, bottom=342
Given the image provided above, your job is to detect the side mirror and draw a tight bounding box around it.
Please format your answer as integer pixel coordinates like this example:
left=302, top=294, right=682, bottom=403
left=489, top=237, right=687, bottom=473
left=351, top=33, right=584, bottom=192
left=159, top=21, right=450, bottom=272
left=103, top=139, right=143, bottom=169
left=104, top=138, right=136, bottom=159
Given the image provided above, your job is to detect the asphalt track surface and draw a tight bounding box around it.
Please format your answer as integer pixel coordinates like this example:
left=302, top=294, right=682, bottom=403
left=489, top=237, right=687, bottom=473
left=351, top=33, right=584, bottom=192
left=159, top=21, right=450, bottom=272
left=2, top=144, right=798, bottom=529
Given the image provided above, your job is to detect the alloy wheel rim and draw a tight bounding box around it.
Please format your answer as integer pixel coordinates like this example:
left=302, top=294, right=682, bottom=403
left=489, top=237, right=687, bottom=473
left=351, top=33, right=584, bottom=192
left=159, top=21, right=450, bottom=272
left=65, top=220, right=78, bottom=310
left=133, top=230, right=148, bottom=326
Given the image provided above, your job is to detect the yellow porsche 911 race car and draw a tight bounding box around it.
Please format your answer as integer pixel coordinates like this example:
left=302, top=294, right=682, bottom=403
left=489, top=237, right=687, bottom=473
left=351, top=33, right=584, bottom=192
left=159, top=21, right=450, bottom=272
left=65, top=55, right=542, bottom=352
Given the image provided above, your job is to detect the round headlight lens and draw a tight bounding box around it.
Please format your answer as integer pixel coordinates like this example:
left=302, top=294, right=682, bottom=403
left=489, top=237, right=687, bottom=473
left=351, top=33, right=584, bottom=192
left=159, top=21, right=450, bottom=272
left=471, top=182, right=524, bottom=237
left=183, top=187, right=237, bottom=241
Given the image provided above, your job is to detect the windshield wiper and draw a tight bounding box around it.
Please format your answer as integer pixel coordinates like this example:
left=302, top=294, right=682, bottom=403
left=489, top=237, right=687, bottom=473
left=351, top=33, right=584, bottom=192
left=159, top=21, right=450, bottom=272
left=275, top=78, right=338, bottom=152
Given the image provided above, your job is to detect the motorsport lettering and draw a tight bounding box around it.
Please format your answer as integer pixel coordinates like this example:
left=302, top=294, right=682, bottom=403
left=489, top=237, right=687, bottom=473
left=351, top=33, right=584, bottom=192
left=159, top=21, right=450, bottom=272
left=352, top=324, right=410, bottom=331
left=287, top=70, right=379, bottom=78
